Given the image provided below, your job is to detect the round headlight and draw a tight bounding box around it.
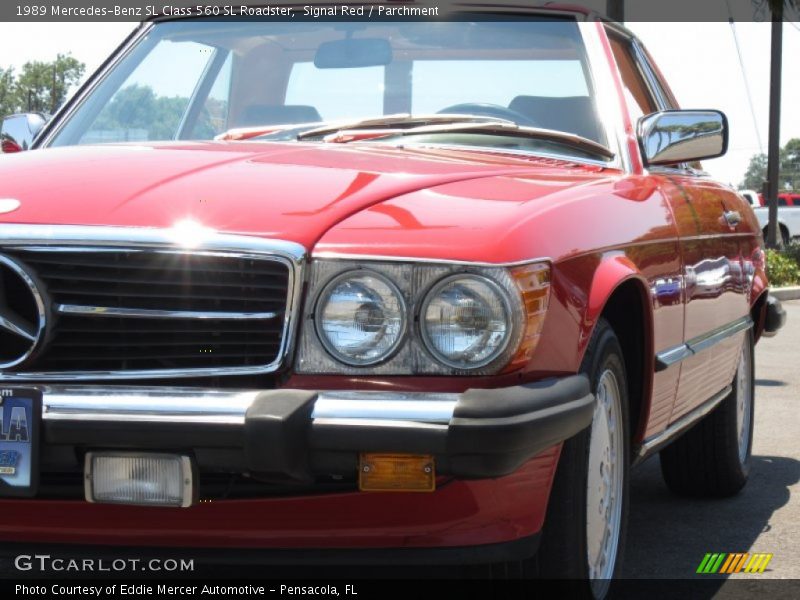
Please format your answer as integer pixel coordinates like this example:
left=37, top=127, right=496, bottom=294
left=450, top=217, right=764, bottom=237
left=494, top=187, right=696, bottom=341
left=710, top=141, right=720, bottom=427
left=315, top=271, right=406, bottom=366
left=421, top=274, right=511, bottom=369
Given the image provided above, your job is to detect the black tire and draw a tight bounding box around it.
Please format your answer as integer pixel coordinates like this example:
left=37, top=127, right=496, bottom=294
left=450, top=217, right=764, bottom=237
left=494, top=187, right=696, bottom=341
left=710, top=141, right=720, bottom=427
left=534, top=318, right=630, bottom=599
left=660, top=330, right=754, bottom=498
left=762, top=225, right=790, bottom=246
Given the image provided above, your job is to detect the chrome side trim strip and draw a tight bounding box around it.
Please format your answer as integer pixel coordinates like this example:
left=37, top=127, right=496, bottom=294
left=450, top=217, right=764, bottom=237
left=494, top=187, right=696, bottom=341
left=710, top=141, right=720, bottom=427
left=40, top=387, right=459, bottom=427
left=634, top=385, right=731, bottom=463
left=653, top=345, right=693, bottom=371
left=655, top=316, right=752, bottom=372
left=0, top=224, right=307, bottom=381
left=689, top=316, right=752, bottom=354
left=55, top=304, right=278, bottom=321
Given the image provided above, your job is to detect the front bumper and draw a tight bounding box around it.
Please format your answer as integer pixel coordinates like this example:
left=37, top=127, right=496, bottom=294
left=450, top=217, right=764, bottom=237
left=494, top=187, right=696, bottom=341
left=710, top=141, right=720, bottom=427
left=762, top=293, right=786, bottom=337
left=41, top=375, right=594, bottom=482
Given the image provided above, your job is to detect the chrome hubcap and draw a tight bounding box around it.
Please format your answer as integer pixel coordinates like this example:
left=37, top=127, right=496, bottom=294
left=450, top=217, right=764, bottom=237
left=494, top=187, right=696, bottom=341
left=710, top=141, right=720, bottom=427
left=586, top=369, right=624, bottom=595
left=735, top=341, right=752, bottom=464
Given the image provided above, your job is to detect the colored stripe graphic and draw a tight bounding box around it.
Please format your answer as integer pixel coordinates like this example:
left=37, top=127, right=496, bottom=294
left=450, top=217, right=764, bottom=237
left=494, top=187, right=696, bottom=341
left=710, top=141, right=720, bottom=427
left=733, top=553, right=750, bottom=573
left=722, top=553, right=750, bottom=574
left=697, top=553, right=714, bottom=573
left=697, top=553, right=727, bottom=573
left=744, top=553, right=774, bottom=573
left=697, top=553, right=773, bottom=574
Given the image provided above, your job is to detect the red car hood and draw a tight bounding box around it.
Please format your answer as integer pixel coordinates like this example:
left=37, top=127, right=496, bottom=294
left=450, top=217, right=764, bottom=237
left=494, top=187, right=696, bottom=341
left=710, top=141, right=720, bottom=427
left=0, top=141, right=607, bottom=249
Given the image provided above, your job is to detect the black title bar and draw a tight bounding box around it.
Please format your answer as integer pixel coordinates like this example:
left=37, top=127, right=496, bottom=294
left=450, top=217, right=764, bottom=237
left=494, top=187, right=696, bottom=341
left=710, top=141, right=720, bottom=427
left=1, top=0, right=800, bottom=22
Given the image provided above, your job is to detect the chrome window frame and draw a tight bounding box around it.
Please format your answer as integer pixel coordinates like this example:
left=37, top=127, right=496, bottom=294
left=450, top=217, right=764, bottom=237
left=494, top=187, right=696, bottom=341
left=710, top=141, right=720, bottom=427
left=578, top=19, right=632, bottom=173
left=603, top=21, right=708, bottom=177
left=0, top=224, right=306, bottom=381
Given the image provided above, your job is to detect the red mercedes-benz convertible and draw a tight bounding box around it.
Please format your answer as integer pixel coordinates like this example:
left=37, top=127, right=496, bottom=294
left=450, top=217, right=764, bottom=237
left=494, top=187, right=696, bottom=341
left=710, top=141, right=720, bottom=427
left=0, top=5, right=785, bottom=597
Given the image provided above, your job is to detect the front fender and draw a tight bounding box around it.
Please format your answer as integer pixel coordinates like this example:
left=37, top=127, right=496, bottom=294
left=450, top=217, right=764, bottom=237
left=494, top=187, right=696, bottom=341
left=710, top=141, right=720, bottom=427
left=581, top=253, right=651, bottom=360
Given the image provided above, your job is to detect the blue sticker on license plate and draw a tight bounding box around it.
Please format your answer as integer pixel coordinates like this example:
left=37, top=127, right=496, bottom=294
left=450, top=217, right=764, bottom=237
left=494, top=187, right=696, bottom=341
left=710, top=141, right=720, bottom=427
left=0, top=390, right=39, bottom=495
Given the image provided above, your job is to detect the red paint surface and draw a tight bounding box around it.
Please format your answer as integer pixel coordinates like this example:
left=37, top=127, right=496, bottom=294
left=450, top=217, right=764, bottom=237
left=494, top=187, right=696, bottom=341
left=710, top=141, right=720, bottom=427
left=0, top=19, right=769, bottom=550
left=0, top=448, right=560, bottom=548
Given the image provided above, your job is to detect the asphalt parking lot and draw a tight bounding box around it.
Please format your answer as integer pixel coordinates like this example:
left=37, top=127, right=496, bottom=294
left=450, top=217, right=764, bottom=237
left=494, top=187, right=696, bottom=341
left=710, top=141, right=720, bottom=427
left=1, top=303, right=797, bottom=588
left=623, top=299, right=800, bottom=582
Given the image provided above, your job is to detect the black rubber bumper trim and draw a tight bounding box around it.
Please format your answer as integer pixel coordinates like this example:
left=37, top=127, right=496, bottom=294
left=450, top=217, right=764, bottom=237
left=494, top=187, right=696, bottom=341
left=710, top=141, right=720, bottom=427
left=1, top=533, right=540, bottom=567
left=764, top=293, right=786, bottom=334
left=446, top=376, right=594, bottom=477
left=43, top=376, right=594, bottom=481
left=308, top=375, right=595, bottom=479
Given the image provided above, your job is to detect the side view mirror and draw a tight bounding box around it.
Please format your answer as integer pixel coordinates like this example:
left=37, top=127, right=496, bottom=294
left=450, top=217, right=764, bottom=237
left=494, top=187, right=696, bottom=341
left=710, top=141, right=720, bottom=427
left=0, top=113, right=47, bottom=153
left=638, top=110, right=728, bottom=166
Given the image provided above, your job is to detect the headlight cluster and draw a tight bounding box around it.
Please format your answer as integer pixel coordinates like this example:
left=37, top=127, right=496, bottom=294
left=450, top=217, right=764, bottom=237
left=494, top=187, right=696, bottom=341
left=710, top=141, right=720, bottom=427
left=296, top=260, right=550, bottom=375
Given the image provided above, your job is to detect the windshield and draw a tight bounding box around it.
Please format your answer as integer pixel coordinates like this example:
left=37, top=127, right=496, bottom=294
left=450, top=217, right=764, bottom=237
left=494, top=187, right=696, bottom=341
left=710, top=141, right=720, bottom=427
left=49, top=18, right=606, bottom=157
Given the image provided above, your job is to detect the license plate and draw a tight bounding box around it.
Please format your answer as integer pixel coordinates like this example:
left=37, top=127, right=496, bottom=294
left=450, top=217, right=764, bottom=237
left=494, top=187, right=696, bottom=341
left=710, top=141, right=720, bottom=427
left=0, top=388, right=40, bottom=497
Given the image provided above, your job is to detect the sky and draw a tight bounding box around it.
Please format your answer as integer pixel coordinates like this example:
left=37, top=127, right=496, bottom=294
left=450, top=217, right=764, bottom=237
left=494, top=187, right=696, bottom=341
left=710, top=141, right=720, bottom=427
left=0, top=20, right=798, bottom=187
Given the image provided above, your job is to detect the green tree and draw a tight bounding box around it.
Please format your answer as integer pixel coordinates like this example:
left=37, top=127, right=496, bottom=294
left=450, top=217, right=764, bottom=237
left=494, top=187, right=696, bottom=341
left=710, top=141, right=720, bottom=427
left=740, top=138, right=800, bottom=191
left=0, top=67, right=16, bottom=117
left=740, top=152, right=768, bottom=191
left=783, top=138, right=800, bottom=190
left=90, top=84, right=191, bottom=141
left=14, top=53, right=85, bottom=114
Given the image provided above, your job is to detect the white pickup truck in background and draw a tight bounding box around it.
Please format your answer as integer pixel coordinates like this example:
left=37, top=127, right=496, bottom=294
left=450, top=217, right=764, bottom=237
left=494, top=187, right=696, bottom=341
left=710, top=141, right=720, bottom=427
left=739, top=189, right=800, bottom=244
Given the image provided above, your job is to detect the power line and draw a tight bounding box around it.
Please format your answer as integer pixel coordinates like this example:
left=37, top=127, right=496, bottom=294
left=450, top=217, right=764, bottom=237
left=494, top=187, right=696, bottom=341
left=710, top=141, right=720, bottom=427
left=725, top=0, right=764, bottom=154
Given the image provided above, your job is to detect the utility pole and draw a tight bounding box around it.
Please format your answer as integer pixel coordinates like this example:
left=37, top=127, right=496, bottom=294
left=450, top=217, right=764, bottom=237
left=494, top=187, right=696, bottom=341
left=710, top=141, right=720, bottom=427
left=765, top=0, right=783, bottom=248
left=607, top=0, right=624, bottom=22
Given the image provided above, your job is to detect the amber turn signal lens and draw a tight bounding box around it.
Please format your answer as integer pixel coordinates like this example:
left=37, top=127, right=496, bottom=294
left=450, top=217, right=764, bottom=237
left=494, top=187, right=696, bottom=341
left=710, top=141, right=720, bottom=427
left=504, top=263, right=551, bottom=372
left=358, top=453, right=435, bottom=492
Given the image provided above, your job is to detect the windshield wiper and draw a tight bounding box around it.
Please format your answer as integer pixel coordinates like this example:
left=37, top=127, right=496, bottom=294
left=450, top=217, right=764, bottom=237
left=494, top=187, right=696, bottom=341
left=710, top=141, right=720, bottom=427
left=295, top=114, right=613, bottom=160
left=295, top=113, right=515, bottom=141
left=384, top=121, right=616, bottom=160
left=223, top=113, right=615, bottom=160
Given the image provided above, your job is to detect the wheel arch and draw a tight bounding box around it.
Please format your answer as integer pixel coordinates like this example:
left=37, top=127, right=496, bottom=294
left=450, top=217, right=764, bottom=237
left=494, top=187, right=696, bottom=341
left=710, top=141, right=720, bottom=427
left=582, top=254, right=654, bottom=447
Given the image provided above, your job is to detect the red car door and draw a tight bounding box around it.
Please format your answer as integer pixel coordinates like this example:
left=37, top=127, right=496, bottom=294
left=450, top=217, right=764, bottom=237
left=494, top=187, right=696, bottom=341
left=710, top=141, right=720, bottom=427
left=615, top=33, right=752, bottom=424
left=665, top=179, right=751, bottom=421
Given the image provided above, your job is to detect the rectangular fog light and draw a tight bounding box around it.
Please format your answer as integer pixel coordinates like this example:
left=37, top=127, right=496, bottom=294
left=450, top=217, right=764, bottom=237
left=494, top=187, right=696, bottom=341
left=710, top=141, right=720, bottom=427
left=84, top=452, right=195, bottom=508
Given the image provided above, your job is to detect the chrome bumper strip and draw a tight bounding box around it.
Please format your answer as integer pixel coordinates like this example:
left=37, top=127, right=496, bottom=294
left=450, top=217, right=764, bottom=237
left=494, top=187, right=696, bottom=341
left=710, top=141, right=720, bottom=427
left=312, top=392, right=458, bottom=424
left=42, top=388, right=259, bottom=425
left=41, top=387, right=459, bottom=426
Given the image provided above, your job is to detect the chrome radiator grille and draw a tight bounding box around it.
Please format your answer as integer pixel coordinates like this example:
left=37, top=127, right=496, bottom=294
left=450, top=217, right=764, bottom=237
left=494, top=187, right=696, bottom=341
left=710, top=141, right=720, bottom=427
left=0, top=226, right=304, bottom=380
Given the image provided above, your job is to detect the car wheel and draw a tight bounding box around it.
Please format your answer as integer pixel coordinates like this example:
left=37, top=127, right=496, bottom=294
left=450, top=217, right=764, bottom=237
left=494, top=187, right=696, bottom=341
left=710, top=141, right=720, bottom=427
left=660, top=330, right=754, bottom=497
left=535, top=318, right=630, bottom=598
